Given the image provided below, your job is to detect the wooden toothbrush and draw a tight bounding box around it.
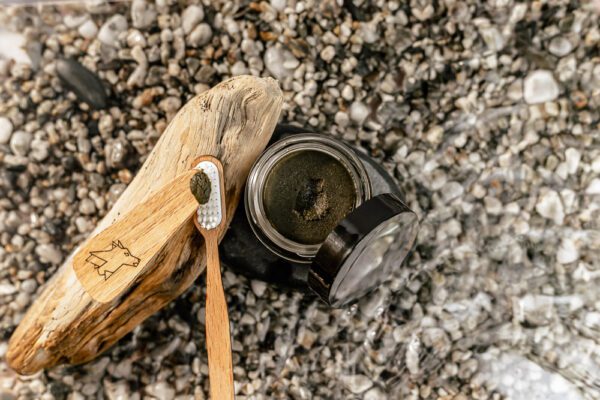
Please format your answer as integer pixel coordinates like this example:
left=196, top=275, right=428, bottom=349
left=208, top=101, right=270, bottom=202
left=191, top=156, right=235, bottom=400
left=72, top=154, right=234, bottom=397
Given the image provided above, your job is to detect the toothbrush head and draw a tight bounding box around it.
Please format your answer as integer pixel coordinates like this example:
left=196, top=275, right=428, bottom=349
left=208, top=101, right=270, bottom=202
left=192, top=158, right=225, bottom=231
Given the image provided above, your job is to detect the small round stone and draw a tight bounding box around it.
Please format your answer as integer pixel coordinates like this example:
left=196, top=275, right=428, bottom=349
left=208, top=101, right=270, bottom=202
left=557, top=238, right=578, bottom=264
left=349, top=101, right=369, bottom=125
left=264, top=46, right=297, bottom=79
left=9, top=131, right=32, bottom=156
left=586, top=178, right=600, bottom=195
left=182, top=5, right=204, bottom=34
left=535, top=190, right=565, bottom=225
left=231, top=61, right=248, bottom=76
left=270, top=0, right=286, bottom=11
left=35, top=244, right=63, bottom=264
left=79, top=198, right=97, bottom=215
left=78, top=20, right=98, bottom=39
left=188, top=23, right=212, bottom=47
left=30, top=138, right=49, bottom=161
left=131, top=0, right=156, bottom=29
left=548, top=36, right=572, bottom=57
left=98, top=15, right=128, bottom=47
left=523, top=70, right=559, bottom=104
left=0, top=116, right=13, bottom=144
left=320, top=45, right=336, bottom=63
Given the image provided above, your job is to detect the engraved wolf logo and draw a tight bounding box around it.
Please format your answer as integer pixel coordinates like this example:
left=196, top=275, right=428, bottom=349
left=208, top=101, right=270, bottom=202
left=86, top=240, right=140, bottom=280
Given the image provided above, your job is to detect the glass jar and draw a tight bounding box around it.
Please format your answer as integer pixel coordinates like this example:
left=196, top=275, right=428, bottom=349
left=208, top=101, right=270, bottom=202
left=220, top=125, right=419, bottom=307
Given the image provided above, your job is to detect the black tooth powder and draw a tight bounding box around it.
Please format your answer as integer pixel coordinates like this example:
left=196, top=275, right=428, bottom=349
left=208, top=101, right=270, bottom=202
left=190, top=171, right=212, bottom=205
left=294, top=178, right=328, bottom=221
left=262, top=150, right=356, bottom=245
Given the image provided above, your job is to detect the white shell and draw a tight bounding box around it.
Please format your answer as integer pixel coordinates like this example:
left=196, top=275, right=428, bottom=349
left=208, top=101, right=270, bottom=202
left=194, top=160, right=222, bottom=230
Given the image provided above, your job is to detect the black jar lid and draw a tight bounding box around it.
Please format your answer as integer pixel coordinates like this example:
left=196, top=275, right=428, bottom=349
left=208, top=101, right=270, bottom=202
left=308, top=193, right=419, bottom=307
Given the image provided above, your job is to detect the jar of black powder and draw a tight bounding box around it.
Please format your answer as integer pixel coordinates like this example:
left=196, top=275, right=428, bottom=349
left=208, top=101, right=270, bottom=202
left=221, top=125, right=419, bottom=307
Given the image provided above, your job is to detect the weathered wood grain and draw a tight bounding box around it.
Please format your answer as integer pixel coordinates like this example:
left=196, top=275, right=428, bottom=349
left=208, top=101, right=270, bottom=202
left=6, top=76, right=283, bottom=375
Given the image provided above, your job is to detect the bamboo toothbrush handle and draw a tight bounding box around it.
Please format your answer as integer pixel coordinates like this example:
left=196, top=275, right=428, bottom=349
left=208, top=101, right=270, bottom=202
left=204, top=233, right=235, bottom=400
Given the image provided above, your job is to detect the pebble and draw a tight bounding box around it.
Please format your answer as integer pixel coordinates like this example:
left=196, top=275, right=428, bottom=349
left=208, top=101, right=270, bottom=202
left=98, top=115, right=114, bottom=136
left=78, top=20, right=98, bottom=39
left=14, top=292, right=30, bottom=310
left=188, top=23, right=212, bottom=47
left=341, top=85, right=354, bottom=101
left=105, top=140, right=127, bottom=168
left=484, top=196, right=503, bottom=215
left=565, top=148, right=581, bottom=174
left=21, top=279, right=37, bottom=294
left=270, top=0, right=286, bottom=11
left=250, top=280, right=267, bottom=297
left=158, top=96, right=182, bottom=115
left=231, top=61, right=248, bottom=76
left=535, top=190, right=565, bottom=225
left=557, top=238, right=578, bottom=264
left=104, top=380, right=130, bottom=400
left=364, top=388, right=386, bottom=400
left=145, top=382, right=175, bottom=400
left=515, top=295, right=555, bottom=327
left=0, top=116, right=14, bottom=144
left=478, top=26, right=505, bottom=52
left=63, top=14, right=88, bottom=28
left=334, top=111, right=350, bottom=127
left=0, top=30, right=32, bottom=66
left=98, top=15, right=128, bottom=47
left=126, top=30, right=146, bottom=48
left=127, top=45, right=148, bottom=88
left=406, top=334, right=421, bottom=374
left=297, top=327, right=317, bottom=349
left=320, top=45, right=336, bottom=63
left=75, top=216, right=93, bottom=233
left=131, top=0, right=156, bottom=29
left=523, top=70, right=560, bottom=104
left=586, top=178, right=600, bottom=195
left=341, top=375, right=373, bottom=394
left=182, top=5, right=204, bottom=35
left=9, top=131, right=32, bottom=156
left=548, top=36, right=573, bottom=57
left=264, top=46, right=297, bottom=79
left=441, top=181, right=464, bottom=203
left=81, top=383, right=98, bottom=396
left=30, top=138, right=49, bottom=161
left=79, top=199, right=96, bottom=215
left=56, top=58, right=107, bottom=109
left=349, top=101, right=369, bottom=125
left=359, top=289, right=387, bottom=318
left=110, top=359, right=133, bottom=379
left=0, top=283, right=17, bottom=296
left=35, top=244, right=63, bottom=265
left=426, top=125, right=444, bottom=145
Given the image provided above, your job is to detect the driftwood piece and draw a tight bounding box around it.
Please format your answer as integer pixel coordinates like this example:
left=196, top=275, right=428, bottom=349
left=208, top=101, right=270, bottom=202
left=7, top=76, right=283, bottom=375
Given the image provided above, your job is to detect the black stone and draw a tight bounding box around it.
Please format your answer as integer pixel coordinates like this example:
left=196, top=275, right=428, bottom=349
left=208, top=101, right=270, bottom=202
left=48, top=382, right=71, bottom=400
left=56, top=58, right=107, bottom=110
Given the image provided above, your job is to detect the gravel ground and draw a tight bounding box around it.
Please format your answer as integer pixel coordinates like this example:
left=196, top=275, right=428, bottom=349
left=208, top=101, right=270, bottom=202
left=0, top=0, right=600, bottom=399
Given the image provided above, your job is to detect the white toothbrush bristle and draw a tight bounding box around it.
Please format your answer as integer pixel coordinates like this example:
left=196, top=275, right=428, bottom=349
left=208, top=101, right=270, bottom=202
left=194, top=161, right=222, bottom=230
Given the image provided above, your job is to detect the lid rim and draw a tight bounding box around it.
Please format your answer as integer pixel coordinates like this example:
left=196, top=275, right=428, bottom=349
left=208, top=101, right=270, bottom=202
left=309, top=193, right=418, bottom=307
